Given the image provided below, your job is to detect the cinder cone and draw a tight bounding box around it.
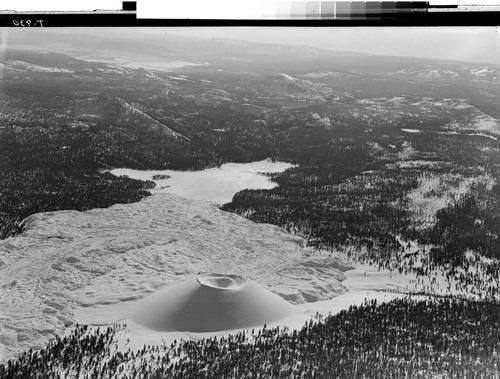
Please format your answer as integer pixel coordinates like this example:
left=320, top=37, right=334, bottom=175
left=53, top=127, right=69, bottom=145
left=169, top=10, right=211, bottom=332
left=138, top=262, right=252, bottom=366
left=133, top=274, right=292, bottom=332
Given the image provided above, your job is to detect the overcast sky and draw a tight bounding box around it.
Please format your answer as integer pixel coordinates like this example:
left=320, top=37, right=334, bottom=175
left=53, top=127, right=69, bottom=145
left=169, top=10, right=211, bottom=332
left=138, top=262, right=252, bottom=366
left=1, top=0, right=499, bottom=65
left=163, top=27, right=499, bottom=65
left=4, top=26, right=499, bottom=66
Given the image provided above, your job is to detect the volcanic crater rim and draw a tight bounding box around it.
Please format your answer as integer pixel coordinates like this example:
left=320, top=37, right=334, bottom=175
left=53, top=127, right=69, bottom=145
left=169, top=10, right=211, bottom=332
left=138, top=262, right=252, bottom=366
left=197, top=273, right=247, bottom=290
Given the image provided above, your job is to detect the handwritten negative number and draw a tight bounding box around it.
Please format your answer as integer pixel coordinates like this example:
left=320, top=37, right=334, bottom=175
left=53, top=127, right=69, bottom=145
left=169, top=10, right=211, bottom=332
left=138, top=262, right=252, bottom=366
left=13, top=20, right=44, bottom=27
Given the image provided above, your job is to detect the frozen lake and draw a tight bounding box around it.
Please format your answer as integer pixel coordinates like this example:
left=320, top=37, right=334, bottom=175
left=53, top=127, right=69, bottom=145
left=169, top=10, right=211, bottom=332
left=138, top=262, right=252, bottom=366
left=111, top=159, right=295, bottom=205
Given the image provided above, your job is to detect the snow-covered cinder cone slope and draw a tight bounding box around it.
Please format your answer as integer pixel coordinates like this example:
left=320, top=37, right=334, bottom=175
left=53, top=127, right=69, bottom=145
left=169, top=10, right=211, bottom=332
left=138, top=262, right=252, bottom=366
left=134, top=274, right=293, bottom=332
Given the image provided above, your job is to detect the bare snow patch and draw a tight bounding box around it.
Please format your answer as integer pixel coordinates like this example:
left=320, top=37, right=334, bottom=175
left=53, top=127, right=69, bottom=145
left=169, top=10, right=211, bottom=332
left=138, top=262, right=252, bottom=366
left=401, top=128, right=422, bottom=134
left=398, top=141, right=418, bottom=160
left=9, top=60, right=74, bottom=73
left=471, top=114, right=500, bottom=135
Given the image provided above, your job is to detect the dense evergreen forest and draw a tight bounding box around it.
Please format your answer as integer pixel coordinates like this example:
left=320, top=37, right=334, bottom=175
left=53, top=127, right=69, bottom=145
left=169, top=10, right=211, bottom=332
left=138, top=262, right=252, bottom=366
left=223, top=131, right=500, bottom=288
left=2, top=297, right=499, bottom=378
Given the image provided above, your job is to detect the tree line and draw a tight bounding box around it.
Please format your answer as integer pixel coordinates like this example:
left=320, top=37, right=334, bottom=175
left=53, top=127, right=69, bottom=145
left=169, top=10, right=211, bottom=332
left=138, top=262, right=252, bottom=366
left=1, top=297, right=498, bottom=378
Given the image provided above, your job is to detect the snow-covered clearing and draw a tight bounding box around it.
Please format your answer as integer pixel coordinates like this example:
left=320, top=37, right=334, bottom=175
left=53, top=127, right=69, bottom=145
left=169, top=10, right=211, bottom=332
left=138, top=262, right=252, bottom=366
left=402, top=127, right=499, bottom=140
left=401, top=128, right=421, bottom=133
left=74, top=53, right=208, bottom=72
left=407, top=173, right=494, bottom=223
left=111, top=159, right=295, bottom=205
left=8, top=60, right=74, bottom=73
left=468, top=113, right=500, bottom=136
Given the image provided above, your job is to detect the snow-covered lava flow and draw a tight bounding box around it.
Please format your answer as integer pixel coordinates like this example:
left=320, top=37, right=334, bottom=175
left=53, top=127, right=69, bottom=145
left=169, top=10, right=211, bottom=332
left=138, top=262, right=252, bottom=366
left=0, top=193, right=349, bottom=363
left=132, top=274, right=293, bottom=333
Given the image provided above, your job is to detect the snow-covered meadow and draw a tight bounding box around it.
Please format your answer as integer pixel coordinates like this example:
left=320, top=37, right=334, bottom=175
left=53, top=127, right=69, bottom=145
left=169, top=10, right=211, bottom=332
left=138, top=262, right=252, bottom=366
left=111, top=159, right=295, bottom=205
